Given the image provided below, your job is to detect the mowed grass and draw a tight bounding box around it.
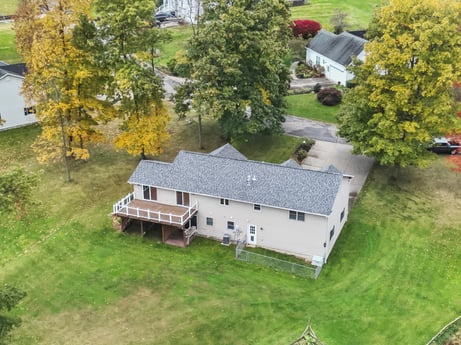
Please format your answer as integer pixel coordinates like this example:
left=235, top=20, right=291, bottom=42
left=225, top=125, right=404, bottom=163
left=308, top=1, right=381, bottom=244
left=291, top=0, right=382, bottom=29
left=155, top=25, right=194, bottom=69
left=0, top=0, right=18, bottom=15
left=0, top=22, right=20, bottom=63
left=1, top=115, right=461, bottom=344
left=286, top=93, right=339, bottom=123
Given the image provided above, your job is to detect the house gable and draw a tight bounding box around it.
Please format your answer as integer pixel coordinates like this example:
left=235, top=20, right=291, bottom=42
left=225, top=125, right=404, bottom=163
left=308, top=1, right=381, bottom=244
left=307, top=30, right=367, bottom=67
left=209, top=143, right=248, bottom=160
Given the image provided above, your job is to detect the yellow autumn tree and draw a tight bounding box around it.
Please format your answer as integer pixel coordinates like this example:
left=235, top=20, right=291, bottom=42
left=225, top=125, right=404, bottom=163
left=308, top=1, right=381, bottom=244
left=15, top=0, right=112, bottom=181
left=74, top=0, right=171, bottom=159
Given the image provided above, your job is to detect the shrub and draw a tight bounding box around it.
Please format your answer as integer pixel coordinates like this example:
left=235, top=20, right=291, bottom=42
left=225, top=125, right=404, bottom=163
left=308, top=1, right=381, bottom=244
left=292, top=20, right=322, bottom=39
left=295, top=62, right=313, bottom=78
left=293, top=140, right=314, bottom=163
left=166, top=51, right=192, bottom=78
left=313, top=83, right=322, bottom=93
left=316, top=88, right=342, bottom=106
left=295, top=149, right=308, bottom=163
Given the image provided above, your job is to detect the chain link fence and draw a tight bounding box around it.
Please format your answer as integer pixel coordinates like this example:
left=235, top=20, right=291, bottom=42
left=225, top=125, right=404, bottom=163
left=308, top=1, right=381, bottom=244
left=235, top=241, right=322, bottom=279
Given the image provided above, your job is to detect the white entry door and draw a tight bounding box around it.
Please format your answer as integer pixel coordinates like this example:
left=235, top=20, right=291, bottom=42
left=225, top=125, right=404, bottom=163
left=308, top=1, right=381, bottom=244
left=247, top=224, right=257, bottom=245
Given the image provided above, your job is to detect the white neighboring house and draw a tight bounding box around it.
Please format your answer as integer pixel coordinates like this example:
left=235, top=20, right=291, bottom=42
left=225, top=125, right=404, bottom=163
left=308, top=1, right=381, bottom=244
left=157, top=0, right=202, bottom=23
left=0, top=62, right=37, bottom=131
left=112, top=144, right=352, bottom=264
left=306, top=29, right=367, bottom=86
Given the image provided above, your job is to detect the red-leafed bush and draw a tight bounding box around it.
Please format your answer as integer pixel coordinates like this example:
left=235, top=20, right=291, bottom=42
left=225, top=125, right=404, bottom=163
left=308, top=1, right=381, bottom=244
left=292, top=19, right=322, bottom=39
left=316, top=88, right=342, bottom=106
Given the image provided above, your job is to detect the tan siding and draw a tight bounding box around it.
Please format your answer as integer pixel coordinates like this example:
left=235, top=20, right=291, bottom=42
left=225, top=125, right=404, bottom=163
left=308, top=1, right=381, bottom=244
left=325, top=176, right=351, bottom=261
left=131, top=184, right=349, bottom=260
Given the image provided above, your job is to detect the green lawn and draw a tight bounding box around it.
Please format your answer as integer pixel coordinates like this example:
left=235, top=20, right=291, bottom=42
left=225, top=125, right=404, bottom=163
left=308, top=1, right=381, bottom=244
left=1, top=114, right=461, bottom=344
left=155, top=25, right=194, bottom=69
left=291, top=0, right=382, bottom=30
left=0, top=22, right=20, bottom=63
left=0, top=0, right=18, bottom=15
left=286, top=93, right=339, bottom=123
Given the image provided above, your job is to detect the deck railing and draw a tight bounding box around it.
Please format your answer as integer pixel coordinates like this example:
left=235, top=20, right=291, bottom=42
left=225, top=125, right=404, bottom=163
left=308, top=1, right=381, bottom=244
left=113, top=193, right=198, bottom=226
left=113, top=193, right=135, bottom=214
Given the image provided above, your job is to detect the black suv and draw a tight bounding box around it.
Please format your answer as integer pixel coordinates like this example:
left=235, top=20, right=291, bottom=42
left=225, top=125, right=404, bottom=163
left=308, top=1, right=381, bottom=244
left=154, top=11, right=175, bottom=23
left=428, top=137, right=460, bottom=154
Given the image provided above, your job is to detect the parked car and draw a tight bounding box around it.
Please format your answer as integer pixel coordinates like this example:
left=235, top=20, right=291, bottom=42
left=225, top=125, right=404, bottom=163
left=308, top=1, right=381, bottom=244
left=428, top=137, right=460, bottom=154
left=154, top=11, right=175, bottom=23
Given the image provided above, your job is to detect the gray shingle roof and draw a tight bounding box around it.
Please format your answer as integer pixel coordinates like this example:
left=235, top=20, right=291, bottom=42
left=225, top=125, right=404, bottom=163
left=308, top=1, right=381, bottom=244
left=0, top=63, right=26, bottom=78
left=281, top=158, right=302, bottom=169
left=128, top=145, right=344, bottom=216
left=209, top=143, right=247, bottom=160
left=307, top=29, right=367, bottom=66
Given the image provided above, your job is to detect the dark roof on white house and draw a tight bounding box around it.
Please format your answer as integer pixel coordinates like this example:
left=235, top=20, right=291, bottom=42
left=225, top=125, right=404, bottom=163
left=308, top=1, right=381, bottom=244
left=307, top=30, right=367, bottom=66
left=128, top=145, right=344, bottom=216
left=0, top=63, right=27, bottom=79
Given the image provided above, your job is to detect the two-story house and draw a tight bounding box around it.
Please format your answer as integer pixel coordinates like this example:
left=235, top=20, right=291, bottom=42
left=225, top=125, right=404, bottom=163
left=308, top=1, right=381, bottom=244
left=112, top=144, right=351, bottom=264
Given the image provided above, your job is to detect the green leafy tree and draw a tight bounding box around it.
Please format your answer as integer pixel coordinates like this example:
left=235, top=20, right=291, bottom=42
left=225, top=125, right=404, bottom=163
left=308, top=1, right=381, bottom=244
left=77, top=0, right=171, bottom=159
left=0, top=168, right=37, bottom=217
left=179, top=0, right=292, bottom=141
left=337, top=0, right=461, bottom=168
left=0, top=285, right=26, bottom=344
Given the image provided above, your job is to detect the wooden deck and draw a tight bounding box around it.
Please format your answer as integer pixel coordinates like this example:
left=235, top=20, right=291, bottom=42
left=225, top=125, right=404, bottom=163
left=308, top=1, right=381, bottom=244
left=113, top=199, right=197, bottom=227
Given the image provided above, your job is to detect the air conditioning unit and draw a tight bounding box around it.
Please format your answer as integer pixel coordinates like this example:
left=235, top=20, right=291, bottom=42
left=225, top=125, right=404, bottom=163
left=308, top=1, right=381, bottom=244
left=221, top=233, right=230, bottom=246
left=311, top=255, right=324, bottom=267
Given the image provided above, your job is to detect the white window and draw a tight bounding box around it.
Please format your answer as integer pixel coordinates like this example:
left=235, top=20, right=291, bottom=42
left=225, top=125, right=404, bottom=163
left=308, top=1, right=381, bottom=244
left=24, top=106, right=36, bottom=116
left=289, top=210, right=304, bottom=221
left=220, top=198, right=229, bottom=205
left=206, top=217, right=213, bottom=226
left=227, top=221, right=234, bottom=230
left=253, top=204, right=261, bottom=211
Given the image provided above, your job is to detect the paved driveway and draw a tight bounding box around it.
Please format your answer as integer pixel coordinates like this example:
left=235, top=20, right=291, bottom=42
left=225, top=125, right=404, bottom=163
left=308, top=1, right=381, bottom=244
left=302, top=141, right=374, bottom=204
left=283, top=115, right=347, bottom=143
left=284, top=115, right=374, bottom=204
